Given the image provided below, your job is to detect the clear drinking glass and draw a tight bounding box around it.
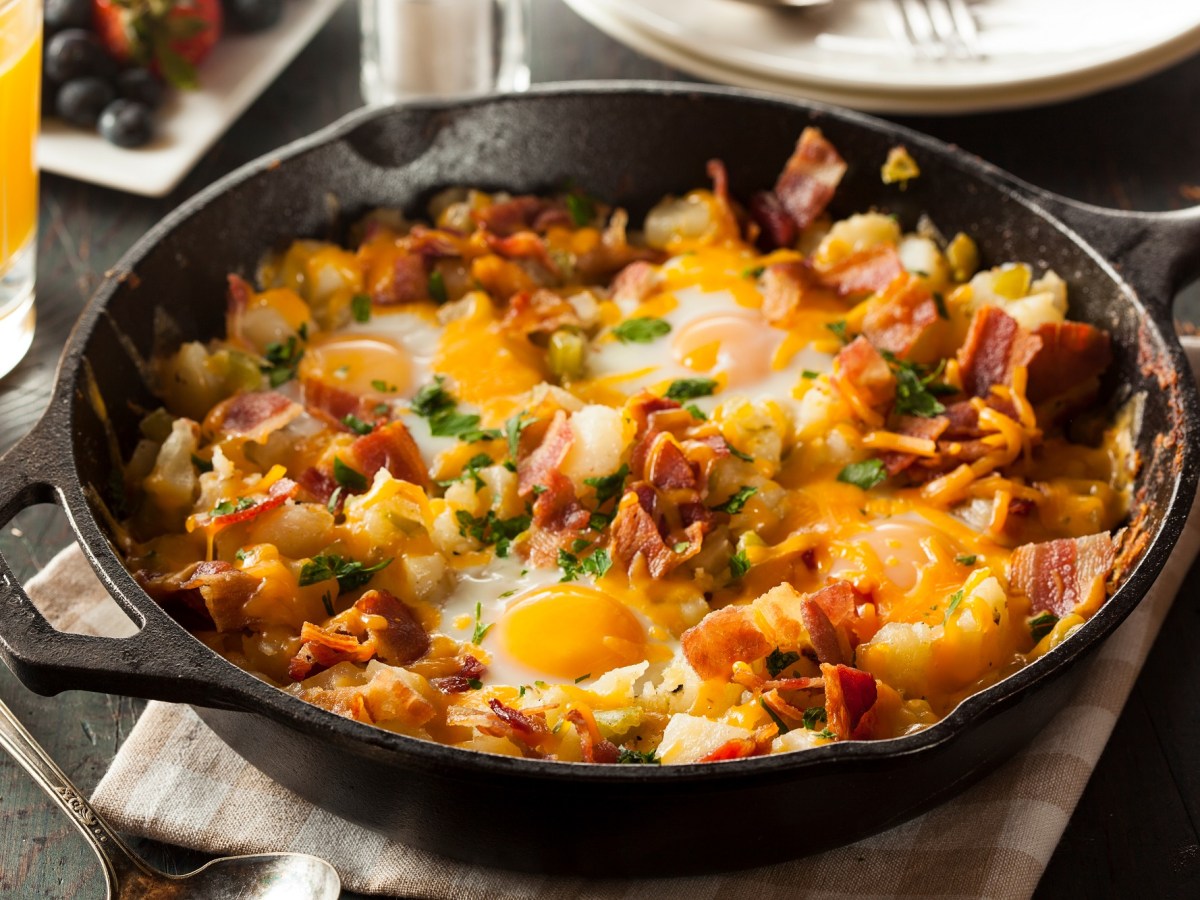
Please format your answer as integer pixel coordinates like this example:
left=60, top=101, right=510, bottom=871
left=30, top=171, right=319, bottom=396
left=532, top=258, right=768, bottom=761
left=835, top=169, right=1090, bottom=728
left=0, top=0, right=40, bottom=380
left=359, top=0, right=531, bottom=105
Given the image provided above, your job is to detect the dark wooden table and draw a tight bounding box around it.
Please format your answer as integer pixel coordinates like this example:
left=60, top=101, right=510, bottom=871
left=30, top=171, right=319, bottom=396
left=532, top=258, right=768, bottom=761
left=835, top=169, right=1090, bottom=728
left=2, top=2, right=1199, bottom=897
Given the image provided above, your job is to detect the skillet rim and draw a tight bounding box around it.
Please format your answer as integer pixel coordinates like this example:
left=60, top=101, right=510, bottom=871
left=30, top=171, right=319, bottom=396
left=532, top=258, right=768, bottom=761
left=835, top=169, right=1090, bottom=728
left=64, top=81, right=1199, bottom=784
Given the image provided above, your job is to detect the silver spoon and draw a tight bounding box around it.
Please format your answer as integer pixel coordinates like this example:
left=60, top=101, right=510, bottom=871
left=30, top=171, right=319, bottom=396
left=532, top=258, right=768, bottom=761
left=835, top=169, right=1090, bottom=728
left=0, top=696, right=341, bottom=899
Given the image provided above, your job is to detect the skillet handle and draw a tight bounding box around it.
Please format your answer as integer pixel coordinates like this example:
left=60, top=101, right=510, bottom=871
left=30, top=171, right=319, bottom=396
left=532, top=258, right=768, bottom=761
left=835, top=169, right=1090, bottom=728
left=0, top=413, right=249, bottom=711
left=1027, top=192, right=1200, bottom=315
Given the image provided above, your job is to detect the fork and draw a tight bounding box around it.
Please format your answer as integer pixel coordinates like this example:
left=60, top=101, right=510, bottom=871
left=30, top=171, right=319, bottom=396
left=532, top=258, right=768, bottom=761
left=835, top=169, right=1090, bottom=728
left=888, top=0, right=983, bottom=61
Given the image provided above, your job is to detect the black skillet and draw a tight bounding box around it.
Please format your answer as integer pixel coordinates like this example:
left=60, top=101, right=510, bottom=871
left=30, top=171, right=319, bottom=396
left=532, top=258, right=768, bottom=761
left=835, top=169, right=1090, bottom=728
left=1, top=84, right=1198, bottom=877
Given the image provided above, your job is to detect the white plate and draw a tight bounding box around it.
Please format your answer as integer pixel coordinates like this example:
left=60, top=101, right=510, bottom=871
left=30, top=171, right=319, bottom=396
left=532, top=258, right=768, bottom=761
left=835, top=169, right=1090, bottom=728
left=565, top=0, right=1200, bottom=113
left=38, top=0, right=346, bottom=197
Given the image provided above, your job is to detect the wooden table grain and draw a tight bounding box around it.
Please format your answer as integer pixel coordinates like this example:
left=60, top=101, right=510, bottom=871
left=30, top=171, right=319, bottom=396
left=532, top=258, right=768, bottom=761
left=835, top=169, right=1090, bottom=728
left=2, top=2, right=1199, bottom=896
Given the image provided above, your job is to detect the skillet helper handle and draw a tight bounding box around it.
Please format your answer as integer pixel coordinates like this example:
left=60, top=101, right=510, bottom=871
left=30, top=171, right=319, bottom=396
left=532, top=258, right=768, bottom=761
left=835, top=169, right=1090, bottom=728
left=0, top=415, right=246, bottom=709
left=1029, top=193, right=1200, bottom=313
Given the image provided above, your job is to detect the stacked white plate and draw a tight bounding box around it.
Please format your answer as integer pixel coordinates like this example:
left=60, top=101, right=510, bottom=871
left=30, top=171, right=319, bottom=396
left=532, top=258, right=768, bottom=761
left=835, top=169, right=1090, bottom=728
left=563, top=0, right=1200, bottom=113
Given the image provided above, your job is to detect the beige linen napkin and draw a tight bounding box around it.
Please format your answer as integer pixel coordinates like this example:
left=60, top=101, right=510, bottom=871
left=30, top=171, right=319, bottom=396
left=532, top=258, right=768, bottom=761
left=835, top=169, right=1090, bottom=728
left=13, top=494, right=1193, bottom=899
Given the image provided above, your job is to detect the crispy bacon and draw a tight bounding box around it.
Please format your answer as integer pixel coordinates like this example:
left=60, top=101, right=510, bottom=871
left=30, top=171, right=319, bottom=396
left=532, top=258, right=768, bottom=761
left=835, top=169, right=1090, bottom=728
left=610, top=486, right=704, bottom=579
left=137, top=560, right=262, bottom=633
left=192, top=478, right=299, bottom=530
left=799, top=598, right=843, bottom=665
left=482, top=699, right=553, bottom=756
left=645, top=433, right=698, bottom=491
left=626, top=392, right=682, bottom=438
left=348, top=421, right=429, bottom=489
left=1026, top=321, right=1113, bottom=404
left=609, top=260, right=661, bottom=305
left=774, top=127, right=847, bottom=231
left=682, top=605, right=773, bottom=680
left=430, top=655, right=486, bottom=694
left=759, top=262, right=813, bottom=327
left=816, top=245, right=905, bottom=298
left=213, top=391, right=301, bottom=443
left=474, top=196, right=558, bottom=237
left=288, top=622, right=374, bottom=682
left=698, top=737, right=758, bottom=763
left=957, top=306, right=1043, bottom=398
left=749, top=190, right=797, bottom=251
left=302, top=378, right=363, bottom=427
left=821, top=663, right=878, bottom=740
left=297, top=466, right=337, bottom=506
left=1010, top=532, right=1115, bottom=618
left=861, top=273, right=939, bottom=357
left=528, top=470, right=592, bottom=566
left=565, top=709, right=621, bottom=764
left=834, top=337, right=896, bottom=413
left=355, top=588, right=431, bottom=666
left=502, top=289, right=582, bottom=337
left=372, top=252, right=429, bottom=305
left=881, top=414, right=950, bottom=475
left=518, top=410, right=574, bottom=498
left=403, top=225, right=461, bottom=259
left=485, top=231, right=560, bottom=276
left=225, top=274, right=253, bottom=344
left=809, top=581, right=862, bottom=629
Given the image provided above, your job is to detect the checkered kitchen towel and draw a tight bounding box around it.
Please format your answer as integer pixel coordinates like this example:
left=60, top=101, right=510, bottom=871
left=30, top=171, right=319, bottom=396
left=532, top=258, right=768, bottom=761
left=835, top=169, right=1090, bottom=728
left=24, top=338, right=1200, bottom=898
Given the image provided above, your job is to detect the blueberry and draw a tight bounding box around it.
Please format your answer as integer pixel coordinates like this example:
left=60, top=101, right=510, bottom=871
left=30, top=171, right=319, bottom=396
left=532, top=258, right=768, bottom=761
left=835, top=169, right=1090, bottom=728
left=44, top=0, right=93, bottom=32
left=56, top=77, right=115, bottom=128
left=116, top=68, right=165, bottom=110
left=222, top=0, right=284, bottom=32
left=45, top=30, right=114, bottom=83
left=98, top=99, right=154, bottom=148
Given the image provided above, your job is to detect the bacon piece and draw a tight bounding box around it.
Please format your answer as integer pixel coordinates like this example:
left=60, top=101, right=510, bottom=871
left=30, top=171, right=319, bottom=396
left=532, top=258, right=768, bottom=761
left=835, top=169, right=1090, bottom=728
left=502, top=289, right=581, bottom=337
left=610, top=487, right=703, bottom=579
left=482, top=699, right=553, bottom=756
left=565, top=709, right=621, bottom=764
left=645, top=433, right=698, bottom=491
left=288, top=622, right=375, bottom=682
left=763, top=676, right=825, bottom=694
left=528, top=470, right=592, bottom=567
left=297, top=466, right=337, bottom=506
left=137, top=560, right=262, bottom=633
left=799, top=597, right=843, bottom=665
left=957, top=306, right=1043, bottom=398
left=225, top=274, right=254, bottom=344
left=1026, top=322, right=1113, bottom=404
left=348, top=421, right=429, bottom=489
left=626, top=392, right=683, bottom=438
left=941, top=401, right=980, bottom=439
left=431, top=655, right=486, bottom=694
left=816, top=245, right=905, bottom=298
left=403, top=225, right=461, bottom=259
left=573, top=209, right=664, bottom=283
left=834, top=337, right=896, bottom=413
left=774, top=127, right=847, bottom=231
left=302, top=378, right=363, bottom=427
left=474, top=196, right=558, bottom=237
left=861, top=273, right=939, bottom=357
left=193, top=478, right=299, bottom=530
left=749, top=190, right=797, bottom=251
left=485, top=231, right=560, bottom=276
left=518, top=410, right=574, bottom=498
left=1010, top=532, right=1115, bottom=618
left=374, top=253, right=429, bottom=305
left=355, top=588, right=431, bottom=666
left=809, top=581, right=862, bottom=629
left=213, top=391, right=301, bottom=443
left=682, top=605, right=773, bottom=680
left=699, top=737, right=758, bottom=763
left=609, top=260, right=661, bottom=305
left=759, top=262, right=814, bottom=327
left=820, top=663, right=878, bottom=740
left=881, top=414, right=951, bottom=475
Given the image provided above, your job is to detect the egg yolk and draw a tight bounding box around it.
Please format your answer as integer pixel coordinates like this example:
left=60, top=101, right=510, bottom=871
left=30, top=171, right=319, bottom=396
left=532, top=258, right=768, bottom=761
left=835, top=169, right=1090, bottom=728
left=671, top=311, right=781, bottom=389
left=300, top=335, right=411, bottom=397
left=498, top=585, right=646, bottom=680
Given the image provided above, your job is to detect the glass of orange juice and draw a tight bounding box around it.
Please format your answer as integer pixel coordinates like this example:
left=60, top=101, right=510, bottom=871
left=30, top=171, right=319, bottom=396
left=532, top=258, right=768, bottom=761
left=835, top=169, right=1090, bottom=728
left=0, top=0, right=40, bottom=380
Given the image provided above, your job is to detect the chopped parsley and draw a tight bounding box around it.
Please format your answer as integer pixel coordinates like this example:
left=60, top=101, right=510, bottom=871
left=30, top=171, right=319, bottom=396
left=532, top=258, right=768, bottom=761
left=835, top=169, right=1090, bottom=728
left=333, top=456, right=368, bottom=492
left=321, top=592, right=335, bottom=617
left=326, top=486, right=343, bottom=514
left=428, top=270, right=448, bottom=304
left=191, top=454, right=213, bottom=473
left=726, top=441, right=755, bottom=462
left=766, top=648, right=801, bottom=678
left=803, top=706, right=828, bottom=731
left=260, top=334, right=304, bottom=387
left=1029, top=611, right=1059, bottom=643
left=342, top=414, right=374, bottom=435
left=299, top=553, right=393, bottom=594
left=955, top=554, right=978, bottom=566
left=760, top=698, right=790, bottom=735
left=558, top=547, right=612, bottom=582
left=456, top=509, right=531, bottom=558
left=612, top=317, right=671, bottom=344
left=566, top=192, right=596, bottom=227
left=411, top=377, right=500, bottom=442
left=837, top=459, right=887, bottom=491
left=616, top=747, right=660, bottom=765
left=933, top=291, right=949, bottom=320
left=574, top=673, right=591, bottom=684
left=673, top=541, right=691, bottom=553
left=439, top=453, right=494, bottom=491
left=467, top=678, right=484, bottom=690
left=713, top=485, right=757, bottom=515
left=729, top=549, right=751, bottom=580
left=411, top=376, right=456, bottom=417
left=826, top=320, right=849, bottom=344
left=371, top=379, right=397, bottom=393
left=942, top=589, right=965, bottom=625
left=235, top=548, right=248, bottom=563
left=665, top=377, right=718, bottom=402
left=684, top=403, right=707, bottom=420
left=815, top=728, right=837, bottom=740
left=583, top=464, right=629, bottom=506
left=471, top=601, right=493, bottom=644
left=741, top=265, right=765, bottom=280
left=893, top=363, right=947, bottom=418
left=211, top=496, right=255, bottom=517
left=505, top=411, right=531, bottom=461
left=350, top=293, right=372, bottom=323
left=588, top=511, right=611, bottom=532
left=801, top=370, right=820, bottom=380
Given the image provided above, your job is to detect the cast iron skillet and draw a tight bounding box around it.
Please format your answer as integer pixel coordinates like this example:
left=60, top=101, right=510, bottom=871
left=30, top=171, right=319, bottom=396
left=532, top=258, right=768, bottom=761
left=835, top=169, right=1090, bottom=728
left=2, top=84, right=1199, bottom=877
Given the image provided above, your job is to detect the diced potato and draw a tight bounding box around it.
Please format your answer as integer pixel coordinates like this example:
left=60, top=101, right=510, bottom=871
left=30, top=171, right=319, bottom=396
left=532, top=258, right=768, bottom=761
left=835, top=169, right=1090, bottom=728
left=644, top=193, right=716, bottom=249
left=717, top=398, right=792, bottom=474
left=898, top=235, right=949, bottom=284
left=657, top=713, right=751, bottom=765
left=816, top=213, right=902, bottom=265
left=142, top=418, right=200, bottom=528
left=857, top=621, right=939, bottom=700
left=771, top=728, right=829, bottom=753
left=244, top=502, right=335, bottom=559
left=562, top=404, right=633, bottom=491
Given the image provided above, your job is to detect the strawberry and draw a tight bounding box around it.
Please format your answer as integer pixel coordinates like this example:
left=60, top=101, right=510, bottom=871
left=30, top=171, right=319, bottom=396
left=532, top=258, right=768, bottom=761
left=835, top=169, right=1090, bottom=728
left=92, top=0, right=223, bottom=89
